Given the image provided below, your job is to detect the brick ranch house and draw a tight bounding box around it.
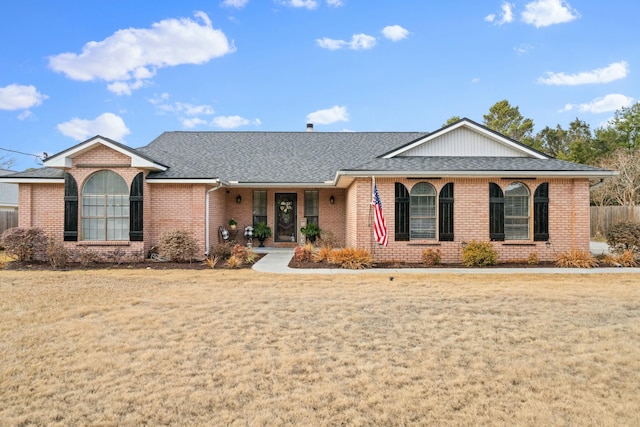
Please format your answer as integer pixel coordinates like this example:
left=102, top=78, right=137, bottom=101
left=1, top=118, right=616, bottom=264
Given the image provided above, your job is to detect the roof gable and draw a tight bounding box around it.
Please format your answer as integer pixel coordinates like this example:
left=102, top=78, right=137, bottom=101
left=382, top=118, right=549, bottom=159
left=44, top=135, right=167, bottom=171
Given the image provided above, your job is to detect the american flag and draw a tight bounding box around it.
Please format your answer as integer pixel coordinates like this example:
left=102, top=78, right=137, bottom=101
left=371, top=180, right=388, bottom=247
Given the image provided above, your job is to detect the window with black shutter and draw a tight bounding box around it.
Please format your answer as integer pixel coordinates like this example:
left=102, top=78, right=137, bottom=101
left=394, top=183, right=409, bottom=241
left=129, top=172, right=144, bottom=241
left=489, top=182, right=505, bottom=241
left=439, top=183, right=454, bottom=241
left=64, top=173, right=78, bottom=241
left=533, top=182, right=549, bottom=241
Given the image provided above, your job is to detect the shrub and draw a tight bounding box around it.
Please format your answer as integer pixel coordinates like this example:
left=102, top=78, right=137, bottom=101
left=606, top=221, right=640, bottom=254
left=294, top=245, right=313, bottom=262
left=312, top=246, right=333, bottom=263
left=70, top=247, right=100, bottom=267
left=231, top=244, right=258, bottom=265
left=159, top=229, right=199, bottom=262
left=226, top=255, right=243, bottom=269
left=328, top=247, right=373, bottom=269
left=317, top=230, right=338, bottom=249
left=602, top=249, right=638, bottom=267
left=211, top=242, right=233, bottom=261
left=46, top=239, right=69, bottom=269
left=421, top=248, right=441, bottom=266
left=527, top=252, right=539, bottom=265
left=555, top=249, right=599, bottom=268
left=461, top=241, right=498, bottom=267
left=1, top=227, right=48, bottom=262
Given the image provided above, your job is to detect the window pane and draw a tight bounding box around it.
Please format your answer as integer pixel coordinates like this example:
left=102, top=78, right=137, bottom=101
left=505, top=182, right=530, bottom=240
left=410, top=218, right=436, bottom=239
left=83, top=218, right=105, bottom=241
left=81, top=171, right=128, bottom=241
left=410, top=182, right=436, bottom=240
left=253, top=190, right=267, bottom=226
left=304, top=191, right=319, bottom=217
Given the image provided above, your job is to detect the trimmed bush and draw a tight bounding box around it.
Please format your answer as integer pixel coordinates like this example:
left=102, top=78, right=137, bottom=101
left=1, top=227, right=48, bottom=262
left=606, top=221, right=640, bottom=254
left=461, top=241, right=498, bottom=267
left=421, top=248, right=441, bottom=266
left=159, top=229, right=199, bottom=262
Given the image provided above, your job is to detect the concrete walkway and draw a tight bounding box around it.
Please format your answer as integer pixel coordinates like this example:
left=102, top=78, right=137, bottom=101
left=252, top=243, right=640, bottom=275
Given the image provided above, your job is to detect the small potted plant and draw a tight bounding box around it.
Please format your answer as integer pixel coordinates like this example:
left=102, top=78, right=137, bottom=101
left=253, top=222, right=272, bottom=247
left=228, top=219, right=237, bottom=230
left=300, top=222, right=321, bottom=244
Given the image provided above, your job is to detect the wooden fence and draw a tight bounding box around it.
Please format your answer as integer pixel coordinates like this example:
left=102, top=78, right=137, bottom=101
left=0, top=210, right=18, bottom=236
left=590, top=206, right=640, bottom=238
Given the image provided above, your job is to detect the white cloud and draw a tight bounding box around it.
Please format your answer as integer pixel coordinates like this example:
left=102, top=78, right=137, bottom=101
left=350, top=34, right=376, bottom=50
left=485, top=2, right=514, bottom=25
left=222, top=0, right=249, bottom=8
left=471, top=77, right=480, bottom=84
left=211, top=115, right=260, bottom=129
left=382, top=25, right=409, bottom=42
left=182, top=118, right=208, bottom=128
left=514, top=44, right=533, bottom=55
left=521, top=0, right=578, bottom=28
left=316, top=37, right=347, bottom=50
left=306, top=105, right=349, bottom=125
left=560, top=94, right=634, bottom=114
left=316, top=33, right=376, bottom=50
left=326, top=0, right=343, bottom=6
left=0, top=84, right=48, bottom=110
left=538, top=61, right=629, bottom=85
left=48, top=11, right=235, bottom=95
left=149, top=94, right=216, bottom=128
left=278, top=0, right=318, bottom=9
left=57, top=112, right=131, bottom=141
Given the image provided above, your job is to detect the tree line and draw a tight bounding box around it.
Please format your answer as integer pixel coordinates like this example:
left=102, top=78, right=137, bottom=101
left=446, top=100, right=640, bottom=207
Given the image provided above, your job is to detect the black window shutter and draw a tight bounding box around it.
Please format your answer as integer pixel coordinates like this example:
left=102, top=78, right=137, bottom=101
left=534, top=182, right=549, bottom=241
left=489, top=182, right=505, bottom=241
left=129, top=172, right=144, bottom=241
left=63, top=173, right=78, bottom=241
left=394, top=183, right=410, bottom=241
left=439, top=183, right=454, bottom=241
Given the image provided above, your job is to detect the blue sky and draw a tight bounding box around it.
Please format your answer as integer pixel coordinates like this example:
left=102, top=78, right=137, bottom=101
left=0, top=0, right=637, bottom=171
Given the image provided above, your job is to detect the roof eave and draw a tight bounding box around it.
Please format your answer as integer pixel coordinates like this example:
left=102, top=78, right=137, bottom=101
left=334, top=169, right=619, bottom=184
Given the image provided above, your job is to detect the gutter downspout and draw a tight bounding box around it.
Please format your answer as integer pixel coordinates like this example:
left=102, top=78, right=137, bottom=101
left=205, top=182, right=224, bottom=255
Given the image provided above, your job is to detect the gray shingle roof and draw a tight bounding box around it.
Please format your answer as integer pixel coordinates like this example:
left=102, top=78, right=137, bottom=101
left=347, top=156, right=611, bottom=174
left=138, top=131, right=427, bottom=182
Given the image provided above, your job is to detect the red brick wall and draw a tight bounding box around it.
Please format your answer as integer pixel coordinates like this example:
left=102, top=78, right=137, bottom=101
left=16, top=142, right=593, bottom=264
left=347, top=177, right=592, bottom=264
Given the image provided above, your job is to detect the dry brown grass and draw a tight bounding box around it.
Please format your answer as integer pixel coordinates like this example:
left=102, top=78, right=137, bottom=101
left=1, top=270, right=640, bottom=426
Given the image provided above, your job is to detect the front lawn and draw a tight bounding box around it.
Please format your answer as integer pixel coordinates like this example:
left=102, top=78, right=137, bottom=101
left=1, top=270, right=639, bottom=425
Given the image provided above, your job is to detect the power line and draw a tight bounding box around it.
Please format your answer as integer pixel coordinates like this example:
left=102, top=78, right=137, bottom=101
left=0, top=147, right=47, bottom=159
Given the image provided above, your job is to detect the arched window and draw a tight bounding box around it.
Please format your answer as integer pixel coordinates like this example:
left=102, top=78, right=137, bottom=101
left=396, top=182, right=454, bottom=241
left=504, top=182, right=530, bottom=240
left=410, top=182, right=437, bottom=239
left=82, top=170, right=129, bottom=240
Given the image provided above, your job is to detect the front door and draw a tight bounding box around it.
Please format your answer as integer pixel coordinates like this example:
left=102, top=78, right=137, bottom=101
left=275, top=193, right=297, bottom=242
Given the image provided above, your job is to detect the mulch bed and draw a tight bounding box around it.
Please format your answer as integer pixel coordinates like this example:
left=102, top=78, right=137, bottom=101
left=288, top=259, right=562, bottom=269
left=4, top=255, right=265, bottom=271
